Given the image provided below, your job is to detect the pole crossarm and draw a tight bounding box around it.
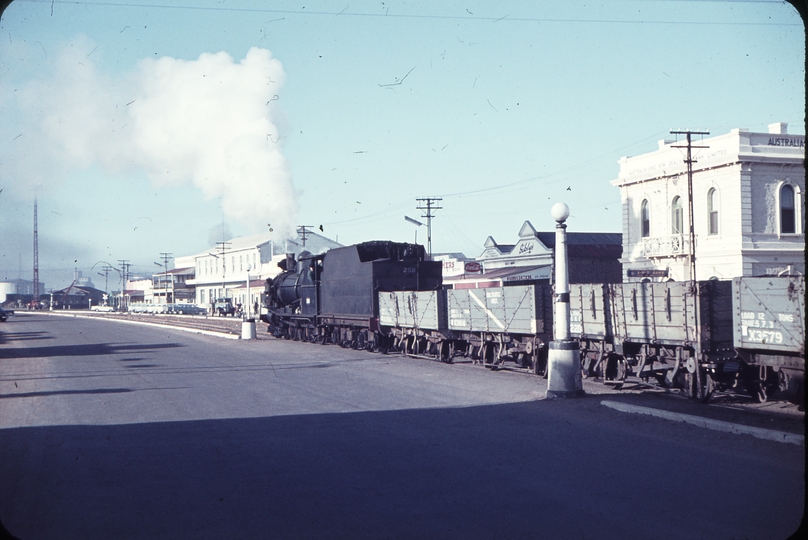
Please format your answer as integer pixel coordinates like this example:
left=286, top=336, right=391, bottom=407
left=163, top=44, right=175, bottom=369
left=416, top=197, right=443, bottom=259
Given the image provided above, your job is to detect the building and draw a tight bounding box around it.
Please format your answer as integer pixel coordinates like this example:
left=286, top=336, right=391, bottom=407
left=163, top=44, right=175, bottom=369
left=431, top=252, right=475, bottom=278
left=187, top=231, right=342, bottom=309
left=613, top=123, right=805, bottom=281
left=147, top=266, right=195, bottom=305
left=0, top=279, right=47, bottom=307
left=445, top=220, right=622, bottom=288
left=49, top=284, right=106, bottom=310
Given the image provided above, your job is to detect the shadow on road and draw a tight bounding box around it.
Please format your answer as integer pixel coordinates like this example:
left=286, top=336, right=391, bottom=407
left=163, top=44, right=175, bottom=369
left=0, top=342, right=184, bottom=360
left=0, top=388, right=134, bottom=400
left=0, top=400, right=803, bottom=540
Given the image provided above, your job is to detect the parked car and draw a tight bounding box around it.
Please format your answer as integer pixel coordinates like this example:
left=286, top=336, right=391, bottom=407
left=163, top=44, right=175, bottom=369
left=169, top=304, right=207, bottom=315
left=0, top=307, right=14, bottom=322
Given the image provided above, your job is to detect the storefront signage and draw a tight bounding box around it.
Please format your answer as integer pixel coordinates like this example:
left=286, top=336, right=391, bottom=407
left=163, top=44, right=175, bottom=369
left=464, top=262, right=482, bottom=273
left=767, top=137, right=804, bottom=148
left=518, top=242, right=535, bottom=255
left=627, top=269, right=668, bottom=278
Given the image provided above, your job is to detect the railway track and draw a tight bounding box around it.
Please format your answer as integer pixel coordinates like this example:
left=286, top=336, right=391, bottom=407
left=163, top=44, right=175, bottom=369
left=42, top=311, right=248, bottom=337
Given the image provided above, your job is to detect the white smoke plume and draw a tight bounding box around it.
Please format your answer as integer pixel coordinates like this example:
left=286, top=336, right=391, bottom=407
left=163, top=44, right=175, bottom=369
left=5, top=36, right=297, bottom=239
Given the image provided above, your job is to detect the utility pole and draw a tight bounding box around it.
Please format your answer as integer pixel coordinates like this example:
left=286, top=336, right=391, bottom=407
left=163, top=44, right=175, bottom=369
left=416, top=197, right=442, bottom=259
left=97, top=265, right=112, bottom=299
left=670, top=130, right=710, bottom=283
left=215, top=242, right=231, bottom=297
left=670, top=129, right=710, bottom=401
left=32, top=198, right=39, bottom=307
left=297, top=225, right=313, bottom=248
left=117, top=260, right=130, bottom=311
left=159, top=252, right=173, bottom=304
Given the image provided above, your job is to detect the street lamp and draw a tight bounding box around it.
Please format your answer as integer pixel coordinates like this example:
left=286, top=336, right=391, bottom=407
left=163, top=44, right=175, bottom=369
left=245, top=264, right=252, bottom=319
left=404, top=215, right=424, bottom=244
left=546, top=202, right=584, bottom=399
left=91, top=261, right=121, bottom=310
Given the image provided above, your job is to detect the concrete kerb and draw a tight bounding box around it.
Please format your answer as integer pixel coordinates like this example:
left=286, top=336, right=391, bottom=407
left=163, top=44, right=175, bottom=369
left=601, top=399, right=804, bottom=446
left=40, top=312, right=242, bottom=340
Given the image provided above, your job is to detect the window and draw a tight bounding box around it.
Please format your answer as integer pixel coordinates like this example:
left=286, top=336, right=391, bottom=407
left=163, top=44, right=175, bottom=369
left=707, top=188, right=718, bottom=235
left=671, top=196, right=683, bottom=235
left=641, top=199, right=650, bottom=238
left=780, top=184, right=796, bottom=234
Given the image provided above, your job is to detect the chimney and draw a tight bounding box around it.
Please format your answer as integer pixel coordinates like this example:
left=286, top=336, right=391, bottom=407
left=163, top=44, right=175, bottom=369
left=768, top=122, right=788, bottom=135
left=658, top=139, right=674, bottom=150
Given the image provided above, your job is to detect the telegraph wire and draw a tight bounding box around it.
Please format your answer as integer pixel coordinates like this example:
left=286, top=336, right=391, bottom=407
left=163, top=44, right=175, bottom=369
left=33, top=1, right=801, bottom=26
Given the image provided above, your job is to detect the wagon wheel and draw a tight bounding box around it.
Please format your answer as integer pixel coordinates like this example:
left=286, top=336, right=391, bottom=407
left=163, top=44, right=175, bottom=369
left=581, top=355, right=592, bottom=379
left=439, top=341, right=454, bottom=363
left=482, top=342, right=498, bottom=369
left=683, top=369, right=714, bottom=403
left=532, top=349, right=548, bottom=378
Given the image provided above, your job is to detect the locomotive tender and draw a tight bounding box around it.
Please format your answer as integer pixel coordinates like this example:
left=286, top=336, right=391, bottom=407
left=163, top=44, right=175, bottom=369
left=263, top=241, right=804, bottom=403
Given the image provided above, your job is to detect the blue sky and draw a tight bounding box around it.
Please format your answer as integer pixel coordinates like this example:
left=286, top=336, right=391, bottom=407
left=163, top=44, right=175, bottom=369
left=0, top=0, right=804, bottom=289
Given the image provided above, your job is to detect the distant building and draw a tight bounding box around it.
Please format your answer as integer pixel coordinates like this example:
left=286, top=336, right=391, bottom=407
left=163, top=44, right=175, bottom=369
left=613, top=122, right=805, bottom=281
left=49, top=285, right=106, bottom=310
left=0, top=279, right=47, bottom=306
left=431, top=253, right=474, bottom=278
left=446, top=220, right=622, bottom=288
left=185, top=231, right=342, bottom=308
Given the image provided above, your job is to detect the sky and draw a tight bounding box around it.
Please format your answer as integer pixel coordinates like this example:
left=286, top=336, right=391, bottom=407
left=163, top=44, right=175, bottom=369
left=0, top=0, right=804, bottom=290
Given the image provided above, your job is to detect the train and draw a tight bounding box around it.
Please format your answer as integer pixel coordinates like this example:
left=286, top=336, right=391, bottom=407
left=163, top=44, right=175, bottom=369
left=262, top=240, right=805, bottom=403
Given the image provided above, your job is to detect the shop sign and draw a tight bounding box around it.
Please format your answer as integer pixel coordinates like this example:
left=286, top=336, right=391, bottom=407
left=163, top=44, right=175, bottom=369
left=627, top=269, right=668, bottom=278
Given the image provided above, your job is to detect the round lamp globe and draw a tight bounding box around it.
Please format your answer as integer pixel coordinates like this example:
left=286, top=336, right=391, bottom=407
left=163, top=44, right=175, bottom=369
left=551, top=202, right=570, bottom=223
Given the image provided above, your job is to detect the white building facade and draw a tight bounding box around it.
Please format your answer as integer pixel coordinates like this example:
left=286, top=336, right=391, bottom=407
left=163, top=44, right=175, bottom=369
left=613, top=123, right=805, bottom=281
left=186, top=231, right=342, bottom=310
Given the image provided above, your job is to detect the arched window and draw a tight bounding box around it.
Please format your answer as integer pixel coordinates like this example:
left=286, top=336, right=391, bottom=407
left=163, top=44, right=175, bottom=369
left=707, top=188, right=718, bottom=235
left=641, top=199, right=650, bottom=238
left=780, top=184, right=796, bottom=234
left=671, top=196, right=683, bottom=235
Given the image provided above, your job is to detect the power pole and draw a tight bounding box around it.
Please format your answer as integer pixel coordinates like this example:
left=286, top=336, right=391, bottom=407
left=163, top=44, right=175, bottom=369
left=215, top=242, right=231, bottom=297
left=670, top=130, right=709, bottom=283
left=159, top=252, right=173, bottom=304
left=32, top=198, right=39, bottom=307
left=416, top=197, right=442, bottom=259
left=297, top=225, right=313, bottom=248
left=671, top=129, right=710, bottom=401
left=98, top=265, right=112, bottom=298
left=117, top=260, right=130, bottom=311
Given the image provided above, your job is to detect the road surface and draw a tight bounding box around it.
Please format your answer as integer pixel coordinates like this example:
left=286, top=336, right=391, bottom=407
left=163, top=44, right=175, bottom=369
left=0, top=313, right=804, bottom=539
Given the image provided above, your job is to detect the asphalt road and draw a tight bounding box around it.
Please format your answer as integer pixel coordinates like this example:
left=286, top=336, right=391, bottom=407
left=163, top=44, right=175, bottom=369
left=0, top=313, right=804, bottom=539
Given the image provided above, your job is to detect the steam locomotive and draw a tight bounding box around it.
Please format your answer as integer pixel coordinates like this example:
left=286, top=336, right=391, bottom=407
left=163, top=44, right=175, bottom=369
left=263, top=241, right=804, bottom=403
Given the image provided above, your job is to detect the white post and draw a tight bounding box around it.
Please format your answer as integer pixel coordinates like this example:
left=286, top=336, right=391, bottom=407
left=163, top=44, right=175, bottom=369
left=546, top=202, right=584, bottom=398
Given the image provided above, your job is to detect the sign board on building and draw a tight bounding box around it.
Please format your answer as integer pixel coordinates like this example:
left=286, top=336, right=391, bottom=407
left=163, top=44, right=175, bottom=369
left=464, top=262, right=482, bottom=273
left=627, top=269, right=669, bottom=278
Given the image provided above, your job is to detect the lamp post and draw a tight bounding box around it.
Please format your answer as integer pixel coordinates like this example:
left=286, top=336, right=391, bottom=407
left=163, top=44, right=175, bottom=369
left=545, top=202, right=584, bottom=398
left=245, top=264, right=252, bottom=319
left=404, top=215, right=424, bottom=245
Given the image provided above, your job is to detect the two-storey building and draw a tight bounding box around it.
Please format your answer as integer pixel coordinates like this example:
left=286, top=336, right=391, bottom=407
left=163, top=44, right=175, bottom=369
left=613, top=122, right=804, bottom=281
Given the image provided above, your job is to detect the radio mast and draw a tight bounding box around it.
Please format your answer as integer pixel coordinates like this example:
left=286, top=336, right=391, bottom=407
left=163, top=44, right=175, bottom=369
left=33, top=198, right=40, bottom=306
